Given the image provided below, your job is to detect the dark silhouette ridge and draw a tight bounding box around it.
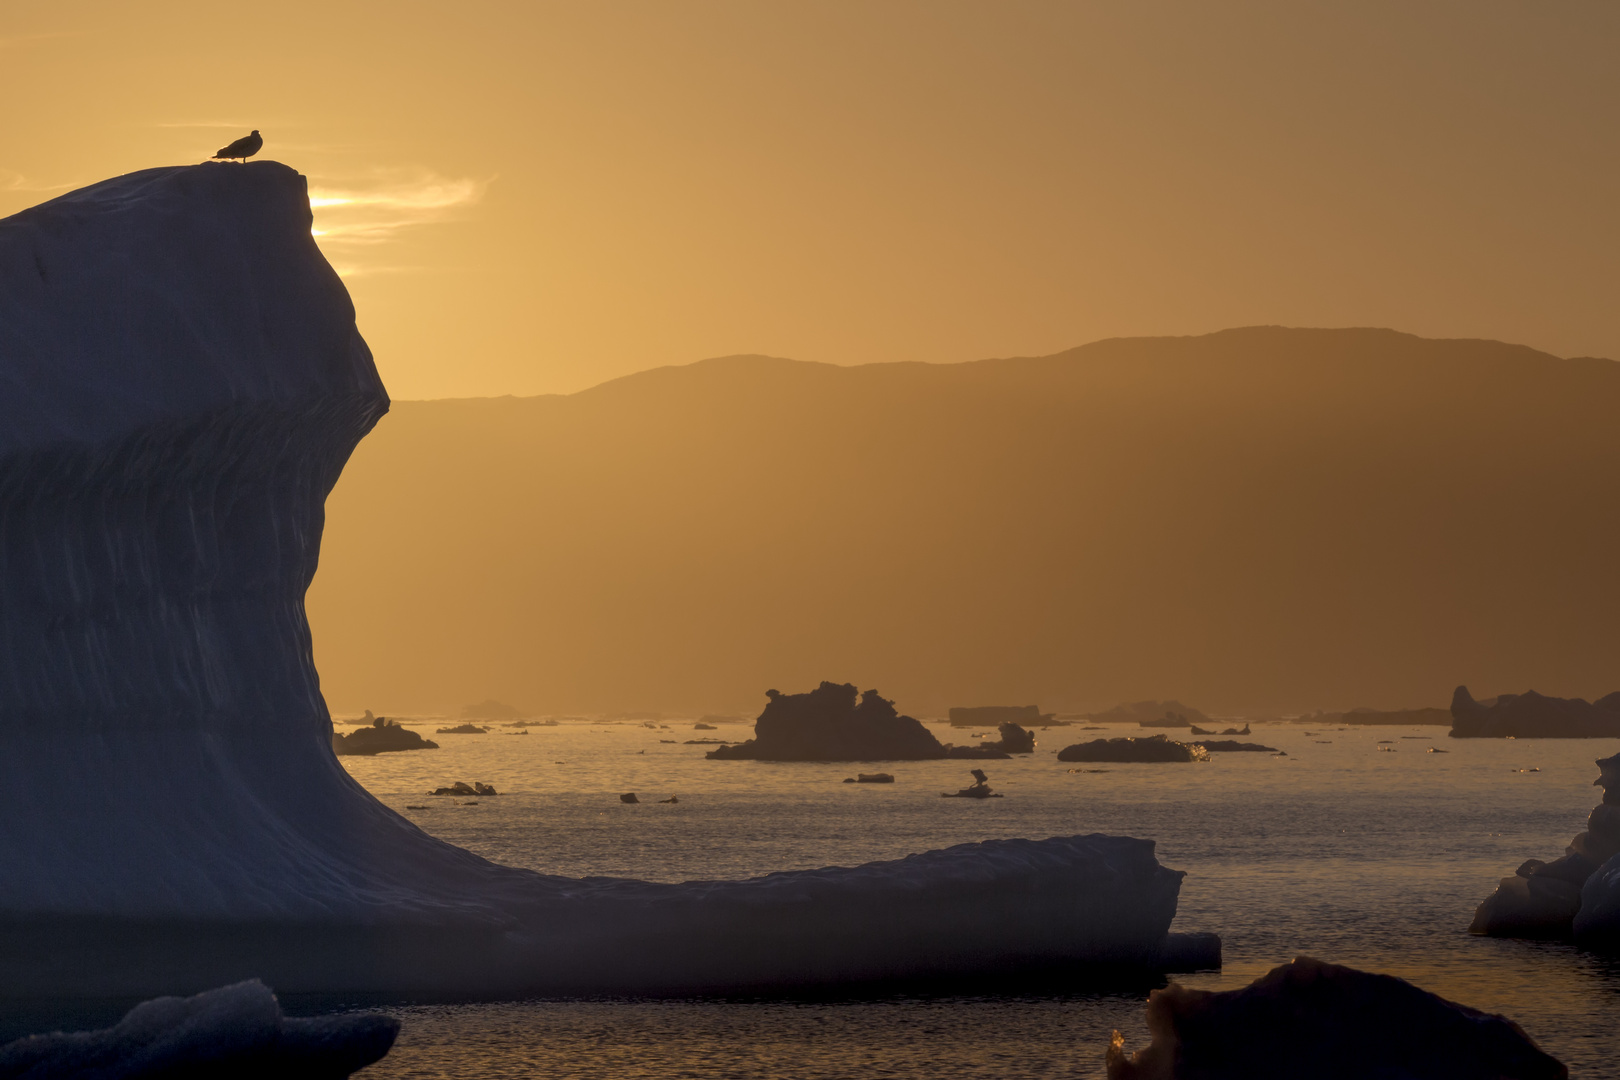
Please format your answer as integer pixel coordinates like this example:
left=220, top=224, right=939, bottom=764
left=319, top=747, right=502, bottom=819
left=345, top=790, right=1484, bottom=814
left=706, top=682, right=1010, bottom=761
left=213, top=130, right=262, bottom=162
left=1106, top=956, right=1566, bottom=1080
left=990, top=722, right=1036, bottom=753
left=431, top=782, right=497, bottom=797
left=310, top=327, right=1620, bottom=717
left=332, top=717, right=440, bottom=755
left=1057, top=735, right=1209, bottom=763
left=1471, top=752, right=1620, bottom=943
left=942, top=769, right=1002, bottom=799
left=1189, top=723, right=1249, bottom=736
left=1450, top=686, right=1620, bottom=738
left=0, top=981, right=398, bottom=1077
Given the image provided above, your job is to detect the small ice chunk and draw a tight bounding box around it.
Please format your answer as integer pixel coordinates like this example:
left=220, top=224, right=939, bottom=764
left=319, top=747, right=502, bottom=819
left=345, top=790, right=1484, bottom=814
left=0, top=980, right=397, bottom=1078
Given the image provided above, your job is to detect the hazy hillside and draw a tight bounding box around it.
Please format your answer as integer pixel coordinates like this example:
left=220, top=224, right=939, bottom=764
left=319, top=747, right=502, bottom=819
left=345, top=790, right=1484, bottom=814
left=306, top=327, right=1620, bottom=717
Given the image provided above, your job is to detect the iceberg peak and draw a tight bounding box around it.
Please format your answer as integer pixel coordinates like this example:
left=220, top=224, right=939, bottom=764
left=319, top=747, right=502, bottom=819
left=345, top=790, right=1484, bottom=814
left=0, top=160, right=382, bottom=455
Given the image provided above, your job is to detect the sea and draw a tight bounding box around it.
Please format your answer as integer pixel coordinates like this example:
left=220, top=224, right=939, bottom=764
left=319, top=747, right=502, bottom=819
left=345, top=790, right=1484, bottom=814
left=3, top=719, right=1614, bottom=1077
left=312, top=717, right=1620, bottom=1078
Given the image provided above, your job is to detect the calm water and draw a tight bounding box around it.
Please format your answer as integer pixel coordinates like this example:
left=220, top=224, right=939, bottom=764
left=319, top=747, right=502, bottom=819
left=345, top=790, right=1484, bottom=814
left=3, top=721, right=1612, bottom=1075
left=314, top=718, right=1620, bottom=1078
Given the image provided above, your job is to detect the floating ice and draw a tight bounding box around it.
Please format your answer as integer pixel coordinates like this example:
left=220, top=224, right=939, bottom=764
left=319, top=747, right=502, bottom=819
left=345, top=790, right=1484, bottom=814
left=1574, top=753, right=1620, bottom=947
left=1106, top=956, right=1565, bottom=1080
left=1450, top=685, right=1620, bottom=738
left=0, top=163, right=1212, bottom=997
left=1473, top=751, right=1620, bottom=944
left=1057, top=735, right=1208, bottom=763
left=0, top=980, right=396, bottom=1078
left=707, top=681, right=1010, bottom=761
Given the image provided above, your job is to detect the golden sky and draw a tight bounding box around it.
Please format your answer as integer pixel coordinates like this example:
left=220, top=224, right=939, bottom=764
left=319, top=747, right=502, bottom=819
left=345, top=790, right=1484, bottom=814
left=3, top=2, right=1616, bottom=398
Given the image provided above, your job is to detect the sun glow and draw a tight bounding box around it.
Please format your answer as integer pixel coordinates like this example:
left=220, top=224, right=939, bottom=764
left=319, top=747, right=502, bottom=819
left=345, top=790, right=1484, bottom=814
left=305, top=172, right=488, bottom=270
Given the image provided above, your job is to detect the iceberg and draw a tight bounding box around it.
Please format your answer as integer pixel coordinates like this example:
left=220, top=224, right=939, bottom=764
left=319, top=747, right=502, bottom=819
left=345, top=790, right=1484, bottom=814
left=0, top=163, right=1212, bottom=997
left=1105, top=956, right=1566, bottom=1080
left=706, top=681, right=1011, bottom=760
left=1057, top=735, right=1209, bottom=763
left=1450, top=685, right=1620, bottom=738
left=331, top=717, right=440, bottom=755
left=1472, top=751, right=1620, bottom=943
left=0, top=980, right=396, bottom=1079
left=1573, top=753, right=1620, bottom=947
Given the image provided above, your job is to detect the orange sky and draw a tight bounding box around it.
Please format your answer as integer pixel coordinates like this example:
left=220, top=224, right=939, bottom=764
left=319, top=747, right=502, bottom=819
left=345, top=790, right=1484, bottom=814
left=3, top=2, right=1616, bottom=398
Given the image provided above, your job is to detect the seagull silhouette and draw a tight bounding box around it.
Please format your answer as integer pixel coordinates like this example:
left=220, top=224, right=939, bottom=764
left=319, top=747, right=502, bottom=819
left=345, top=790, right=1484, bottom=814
left=213, top=130, right=263, bottom=162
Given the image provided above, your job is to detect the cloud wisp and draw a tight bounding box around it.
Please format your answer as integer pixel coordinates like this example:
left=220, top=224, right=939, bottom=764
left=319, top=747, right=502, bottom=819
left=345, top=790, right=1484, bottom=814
left=0, top=168, right=77, bottom=195
left=307, top=170, right=489, bottom=276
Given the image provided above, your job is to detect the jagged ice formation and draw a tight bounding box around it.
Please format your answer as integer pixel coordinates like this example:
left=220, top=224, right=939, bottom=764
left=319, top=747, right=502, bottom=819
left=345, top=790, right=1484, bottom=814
left=0, top=163, right=1208, bottom=996
left=0, top=980, right=397, bottom=1078
left=1470, top=752, right=1620, bottom=946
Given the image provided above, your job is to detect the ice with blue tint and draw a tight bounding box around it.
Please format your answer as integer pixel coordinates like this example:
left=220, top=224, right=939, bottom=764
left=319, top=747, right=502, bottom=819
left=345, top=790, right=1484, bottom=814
left=0, top=162, right=1205, bottom=997
left=0, top=981, right=396, bottom=1078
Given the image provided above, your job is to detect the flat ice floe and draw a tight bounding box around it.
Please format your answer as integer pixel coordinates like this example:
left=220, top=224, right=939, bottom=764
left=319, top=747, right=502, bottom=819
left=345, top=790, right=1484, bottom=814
left=0, top=162, right=1209, bottom=996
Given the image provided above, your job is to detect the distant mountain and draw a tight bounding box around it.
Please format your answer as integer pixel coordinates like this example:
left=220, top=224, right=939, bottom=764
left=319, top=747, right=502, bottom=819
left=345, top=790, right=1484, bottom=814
left=306, top=327, right=1620, bottom=716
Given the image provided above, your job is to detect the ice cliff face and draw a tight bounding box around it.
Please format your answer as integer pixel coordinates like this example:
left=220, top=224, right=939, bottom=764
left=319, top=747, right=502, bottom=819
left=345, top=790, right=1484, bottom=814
left=0, top=163, right=380, bottom=748
left=1105, top=956, right=1566, bottom=1080
left=1471, top=751, right=1620, bottom=946
left=0, top=164, right=1202, bottom=995
left=0, top=163, right=467, bottom=928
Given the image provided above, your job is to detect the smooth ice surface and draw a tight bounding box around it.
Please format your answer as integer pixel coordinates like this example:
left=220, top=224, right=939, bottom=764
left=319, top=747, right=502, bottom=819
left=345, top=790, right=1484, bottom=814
left=0, top=164, right=1193, bottom=997
left=0, top=980, right=397, bottom=1079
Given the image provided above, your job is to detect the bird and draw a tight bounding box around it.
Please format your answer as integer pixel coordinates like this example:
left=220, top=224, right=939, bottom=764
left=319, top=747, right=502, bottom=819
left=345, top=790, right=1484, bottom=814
left=213, top=130, right=263, bottom=162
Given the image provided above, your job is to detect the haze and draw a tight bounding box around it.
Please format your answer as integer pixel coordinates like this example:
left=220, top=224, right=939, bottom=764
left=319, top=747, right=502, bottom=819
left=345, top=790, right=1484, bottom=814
left=3, top=2, right=1617, bottom=398
left=308, top=328, right=1620, bottom=717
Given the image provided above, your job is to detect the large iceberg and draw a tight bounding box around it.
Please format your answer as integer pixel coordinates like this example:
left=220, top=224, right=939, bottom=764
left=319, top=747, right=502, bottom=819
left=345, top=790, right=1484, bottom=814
left=0, top=163, right=1209, bottom=996
left=706, top=681, right=1011, bottom=760
left=1450, top=685, right=1620, bottom=738
left=1105, top=956, right=1566, bottom=1080
left=1471, top=751, right=1620, bottom=946
left=1574, top=752, right=1620, bottom=947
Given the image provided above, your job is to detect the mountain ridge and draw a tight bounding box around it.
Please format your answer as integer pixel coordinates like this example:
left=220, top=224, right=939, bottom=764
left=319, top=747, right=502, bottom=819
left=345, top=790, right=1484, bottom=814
left=391, top=326, right=1609, bottom=406
left=308, top=325, right=1620, bottom=716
